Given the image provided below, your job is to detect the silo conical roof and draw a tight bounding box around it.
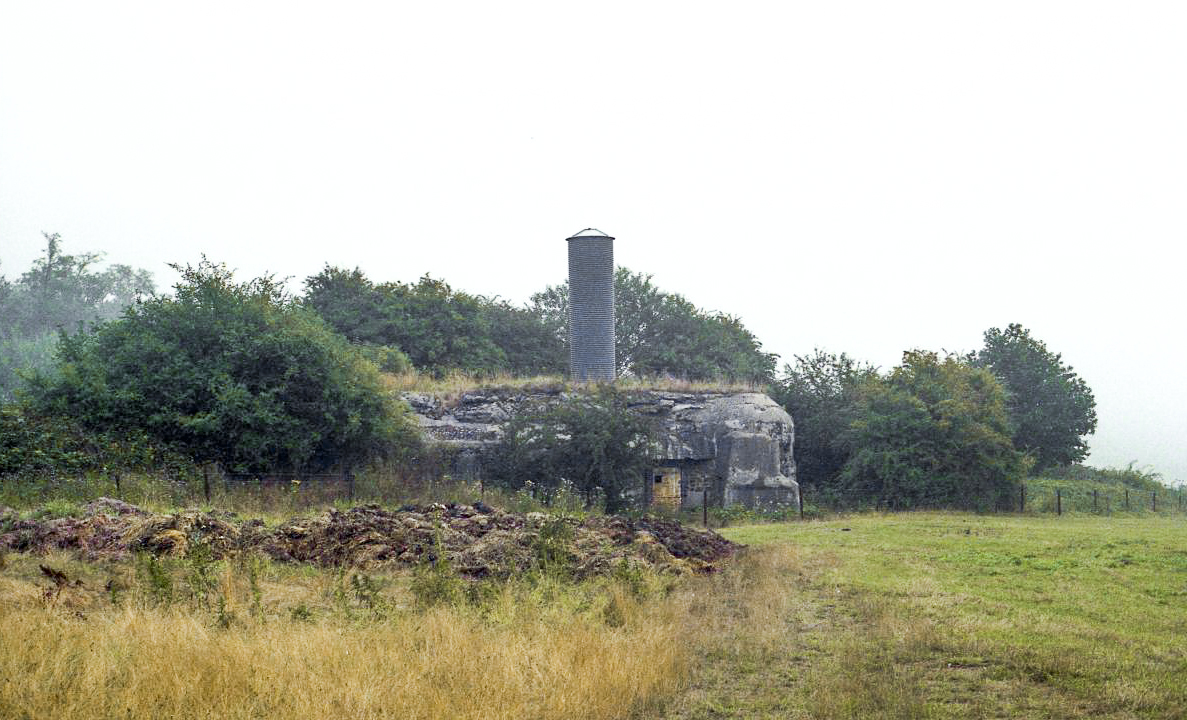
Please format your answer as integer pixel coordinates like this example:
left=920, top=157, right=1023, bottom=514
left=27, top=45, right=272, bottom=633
left=567, top=228, right=615, bottom=240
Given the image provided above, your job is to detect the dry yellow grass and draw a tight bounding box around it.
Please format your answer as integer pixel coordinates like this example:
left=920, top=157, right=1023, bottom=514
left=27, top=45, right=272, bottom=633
left=0, top=540, right=803, bottom=720
left=0, top=547, right=716, bottom=720
left=381, top=370, right=764, bottom=400
left=0, top=603, right=686, bottom=720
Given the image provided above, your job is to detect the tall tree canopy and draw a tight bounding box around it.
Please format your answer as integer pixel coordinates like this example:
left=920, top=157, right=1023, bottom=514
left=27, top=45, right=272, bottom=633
left=969, top=324, right=1097, bottom=470
left=840, top=351, right=1025, bottom=510
left=26, top=260, right=414, bottom=473
left=303, top=266, right=562, bottom=376
left=0, top=233, right=155, bottom=402
left=773, top=350, right=879, bottom=488
left=530, top=267, right=777, bottom=383
left=304, top=265, right=773, bottom=382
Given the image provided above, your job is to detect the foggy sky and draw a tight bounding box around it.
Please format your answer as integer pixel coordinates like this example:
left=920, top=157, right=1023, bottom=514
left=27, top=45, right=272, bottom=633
left=1, top=1, right=1184, bottom=483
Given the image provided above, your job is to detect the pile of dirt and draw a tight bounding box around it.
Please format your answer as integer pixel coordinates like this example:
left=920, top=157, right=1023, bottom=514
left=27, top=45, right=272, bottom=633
left=0, top=501, right=240, bottom=562
left=0, top=499, right=740, bottom=578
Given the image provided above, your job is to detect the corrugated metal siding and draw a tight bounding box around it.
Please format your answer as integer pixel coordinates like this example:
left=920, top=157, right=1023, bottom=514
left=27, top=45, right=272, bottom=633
left=567, top=234, right=616, bottom=381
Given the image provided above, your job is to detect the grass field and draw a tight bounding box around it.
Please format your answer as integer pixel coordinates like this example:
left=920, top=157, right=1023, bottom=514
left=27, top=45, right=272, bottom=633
left=3, top=512, right=1185, bottom=719
left=666, top=514, right=1187, bottom=719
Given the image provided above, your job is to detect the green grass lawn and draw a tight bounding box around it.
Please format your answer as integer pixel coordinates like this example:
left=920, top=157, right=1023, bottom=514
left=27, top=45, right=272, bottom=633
left=673, top=514, right=1187, bottom=719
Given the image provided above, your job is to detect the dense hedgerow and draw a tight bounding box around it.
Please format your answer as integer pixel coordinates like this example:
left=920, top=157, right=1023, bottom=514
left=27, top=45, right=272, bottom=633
left=23, top=260, right=418, bottom=475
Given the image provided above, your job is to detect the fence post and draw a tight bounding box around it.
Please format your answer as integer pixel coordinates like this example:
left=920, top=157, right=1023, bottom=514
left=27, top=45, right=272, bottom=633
left=1093, top=488, right=1098, bottom=512
left=703, top=488, right=708, bottom=527
left=203, top=466, right=211, bottom=503
left=1057, top=488, right=1062, bottom=516
left=1152, top=490, right=1156, bottom=513
left=1020, top=484, right=1025, bottom=513
left=347, top=470, right=355, bottom=502
left=114, top=472, right=121, bottom=495
left=1125, top=488, right=1130, bottom=511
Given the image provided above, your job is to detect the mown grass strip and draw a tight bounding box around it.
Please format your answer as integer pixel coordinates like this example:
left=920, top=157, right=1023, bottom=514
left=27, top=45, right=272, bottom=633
left=720, top=514, right=1187, bottom=719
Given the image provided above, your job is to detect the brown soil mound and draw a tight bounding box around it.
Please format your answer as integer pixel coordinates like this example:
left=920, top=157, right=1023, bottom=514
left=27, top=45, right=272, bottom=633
left=0, top=499, right=740, bottom=578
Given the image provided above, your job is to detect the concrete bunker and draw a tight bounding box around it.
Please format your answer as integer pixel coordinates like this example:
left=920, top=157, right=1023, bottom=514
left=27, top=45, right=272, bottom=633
left=645, top=392, right=799, bottom=511
left=404, top=389, right=798, bottom=512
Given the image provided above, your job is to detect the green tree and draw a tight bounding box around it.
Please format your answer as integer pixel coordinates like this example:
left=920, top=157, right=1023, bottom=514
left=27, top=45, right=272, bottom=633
left=380, top=274, right=503, bottom=372
left=27, top=259, right=415, bottom=474
left=773, top=350, right=879, bottom=489
left=303, top=267, right=509, bottom=375
left=840, top=351, right=1025, bottom=510
left=478, top=298, right=567, bottom=376
left=0, top=267, right=11, bottom=318
left=14, top=232, right=154, bottom=334
left=487, top=387, right=654, bottom=512
left=530, top=267, right=776, bottom=383
left=969, top=324, right=1097, bottom=470
left=297, top=265, right=383, bottom=343
left=0, top=233, right=155, bottom=402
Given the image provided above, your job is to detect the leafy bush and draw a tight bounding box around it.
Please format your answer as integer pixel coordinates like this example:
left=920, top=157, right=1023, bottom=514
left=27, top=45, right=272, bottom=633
left=487, top=386, right=655, bottom=513
left=136, top=553, right=176, bottom=606
left=840, top=351, right=1026, bottom=511
left=25, top=259, right=418, bottom=474
left=409, top=532, right=464, bottom=609
left=353, top=343, right=414, bottom=374
left=305, top=264, right=775, bottom=382
left=0, top=405, right=179, bottom=479
left=1042, top=462, right=1165, bottom=491
left=1023, top=463, right=1174, bottom=514
left=531, top=516, right=578, bottom=577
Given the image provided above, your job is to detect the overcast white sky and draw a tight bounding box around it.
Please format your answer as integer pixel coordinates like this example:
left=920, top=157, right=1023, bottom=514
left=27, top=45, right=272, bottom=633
left=1, top=1, right=1184, bottom=483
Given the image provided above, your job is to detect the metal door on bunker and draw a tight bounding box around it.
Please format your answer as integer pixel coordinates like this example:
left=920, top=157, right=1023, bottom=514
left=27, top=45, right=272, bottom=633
left=651, top=466, right=681, bottom=508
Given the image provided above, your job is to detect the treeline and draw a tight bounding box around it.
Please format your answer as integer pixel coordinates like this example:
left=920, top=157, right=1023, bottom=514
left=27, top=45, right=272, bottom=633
left=0, top=235, right=1131, bottom=514
left=0, top=234, right=154, bottom=402
left=303, top=265, right=776, bottom=383
left=2, top=239, right=777, bottom=408
left=1, top=238, right=774, bottom=484
left=774, top=325, right=1100, bottom=511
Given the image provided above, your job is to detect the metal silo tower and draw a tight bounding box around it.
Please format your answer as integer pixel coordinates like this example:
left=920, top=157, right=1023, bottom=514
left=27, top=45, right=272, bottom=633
left=567, top=228, right=616, bottom=382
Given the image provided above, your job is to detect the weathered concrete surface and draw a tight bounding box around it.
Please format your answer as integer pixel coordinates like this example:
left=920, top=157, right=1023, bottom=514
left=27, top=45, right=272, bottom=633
left=404, top=389, right=798, bottom=510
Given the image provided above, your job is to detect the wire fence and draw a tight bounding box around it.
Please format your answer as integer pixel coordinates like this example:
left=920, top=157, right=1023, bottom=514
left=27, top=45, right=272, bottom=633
left=1015, top=483, right=1186, bottom=516
left=786, top=482, right=1187, bottom=520
left=217, top=471, right=356, bottom=501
